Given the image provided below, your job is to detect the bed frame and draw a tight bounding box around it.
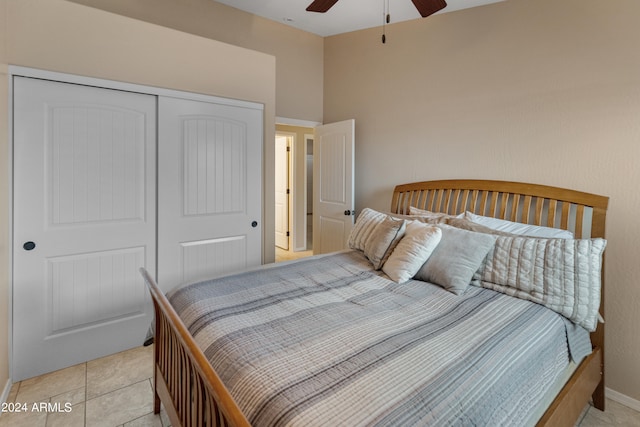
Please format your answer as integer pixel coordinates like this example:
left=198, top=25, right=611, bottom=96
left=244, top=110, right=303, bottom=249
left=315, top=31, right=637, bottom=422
left=141, top=179, right=608, bottom=427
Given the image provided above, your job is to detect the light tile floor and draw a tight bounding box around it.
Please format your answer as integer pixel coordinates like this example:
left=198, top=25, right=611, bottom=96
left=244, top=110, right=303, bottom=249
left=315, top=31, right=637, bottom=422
left=275, top=247, right=313, bottom=262
left=578, top=398, right=640, bottom=426
left=0, top=345, right=168, bottom=427
left=1, top=344, right=639, bottom=426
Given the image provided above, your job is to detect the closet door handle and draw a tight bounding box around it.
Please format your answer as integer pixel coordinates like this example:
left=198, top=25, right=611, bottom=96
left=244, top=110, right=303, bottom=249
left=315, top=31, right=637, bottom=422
left=251, top=221, right=258, bottom=228
left=23, top=241, right=36, bottom=251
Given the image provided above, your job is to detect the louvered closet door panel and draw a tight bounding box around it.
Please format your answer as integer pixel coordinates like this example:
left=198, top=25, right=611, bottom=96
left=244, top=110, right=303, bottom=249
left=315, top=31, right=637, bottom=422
left=158, top=96, right=263, bottom=292
left=12, top=77, right=156, bottom=381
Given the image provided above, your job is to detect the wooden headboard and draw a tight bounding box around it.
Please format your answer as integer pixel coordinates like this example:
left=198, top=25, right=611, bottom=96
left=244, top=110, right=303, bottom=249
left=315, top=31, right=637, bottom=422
left=390, top=179, right=608, bottom=239
left=390, top=179, right=609, bottom=420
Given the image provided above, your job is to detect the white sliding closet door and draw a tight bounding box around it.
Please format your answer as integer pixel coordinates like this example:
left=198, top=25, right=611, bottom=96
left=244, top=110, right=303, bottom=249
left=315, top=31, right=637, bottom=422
left=157, top=96, right=263, bottom=292
left=12, top=77, right=156, bottom=381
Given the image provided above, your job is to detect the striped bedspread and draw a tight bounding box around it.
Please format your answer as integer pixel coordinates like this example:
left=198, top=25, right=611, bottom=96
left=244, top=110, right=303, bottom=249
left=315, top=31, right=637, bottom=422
left=169, top=250, right=589, bottom=427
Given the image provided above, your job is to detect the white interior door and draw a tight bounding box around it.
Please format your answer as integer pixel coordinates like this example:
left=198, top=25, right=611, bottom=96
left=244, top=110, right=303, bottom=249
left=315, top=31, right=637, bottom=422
left=12, top=77, right=156, bottom=381
left=313, top=119, right=355, bottom=255
left=158, top=96, right=263, bottom=292
left=275, top=135, right=289, bottom=250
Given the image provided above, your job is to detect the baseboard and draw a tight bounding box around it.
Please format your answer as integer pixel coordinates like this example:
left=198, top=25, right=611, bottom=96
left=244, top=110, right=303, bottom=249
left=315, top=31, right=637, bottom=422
left=606, top=387, right=640, bottom=412
left=0, top=378, right=12, bottom=406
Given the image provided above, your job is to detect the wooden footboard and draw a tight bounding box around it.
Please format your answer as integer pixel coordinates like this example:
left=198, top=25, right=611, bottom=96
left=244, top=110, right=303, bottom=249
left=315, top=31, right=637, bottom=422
left=537, top=347, right=603, bottom=426
left=140, top=268, right=250, bottom=427
left=142, top=263, right=603, bottom=427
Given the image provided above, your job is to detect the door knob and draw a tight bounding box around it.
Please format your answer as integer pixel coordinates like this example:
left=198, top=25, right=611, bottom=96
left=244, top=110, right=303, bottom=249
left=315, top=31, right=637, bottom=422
left=251, top=221, right=258, bottom=228
left=23, top=241, right=36, bottom=251
left=344, top=210, right=354, bottom=216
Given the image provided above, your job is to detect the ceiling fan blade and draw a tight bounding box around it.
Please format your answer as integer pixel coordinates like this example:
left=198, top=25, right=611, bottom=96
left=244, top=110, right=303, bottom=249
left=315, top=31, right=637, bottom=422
left=411, top=0, right=447, bottom=17
left=306, top=0, right=340, bottom=13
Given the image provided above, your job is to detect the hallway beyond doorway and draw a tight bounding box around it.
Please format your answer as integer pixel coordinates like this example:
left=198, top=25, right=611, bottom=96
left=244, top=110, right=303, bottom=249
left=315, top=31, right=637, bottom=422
left=275, top=247, right=313, bottom=262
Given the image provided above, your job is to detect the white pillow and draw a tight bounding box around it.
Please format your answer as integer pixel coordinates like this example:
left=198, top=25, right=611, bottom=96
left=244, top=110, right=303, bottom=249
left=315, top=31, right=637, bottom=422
left=383, top=222, right=442, bottom=283
left=464, top=211, right=574, bottom=239
left=408, top=206, right=452, bottom=222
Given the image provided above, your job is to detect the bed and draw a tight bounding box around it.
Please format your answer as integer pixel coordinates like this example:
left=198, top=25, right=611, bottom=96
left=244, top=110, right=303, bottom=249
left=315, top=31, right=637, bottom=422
left=140, top=179, right=608, bottom=427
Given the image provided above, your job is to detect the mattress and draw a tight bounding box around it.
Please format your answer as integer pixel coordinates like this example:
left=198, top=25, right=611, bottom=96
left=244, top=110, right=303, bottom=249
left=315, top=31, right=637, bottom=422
left=169, top=250, right=591, bottom=426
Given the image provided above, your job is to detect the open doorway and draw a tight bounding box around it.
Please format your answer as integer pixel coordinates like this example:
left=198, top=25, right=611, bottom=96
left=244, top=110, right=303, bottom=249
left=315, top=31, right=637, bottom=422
left=275, top=134, right=291, bottom=251
left=275, top=124, right=315, bottom=262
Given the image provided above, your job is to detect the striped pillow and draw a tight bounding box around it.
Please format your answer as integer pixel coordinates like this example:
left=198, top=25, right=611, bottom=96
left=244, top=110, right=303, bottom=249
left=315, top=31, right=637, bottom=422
left=349, top=208, right=407, bottom=270
left=348, top=208, right=386, bottom=251
left=364, top=216, right=406, bottom=270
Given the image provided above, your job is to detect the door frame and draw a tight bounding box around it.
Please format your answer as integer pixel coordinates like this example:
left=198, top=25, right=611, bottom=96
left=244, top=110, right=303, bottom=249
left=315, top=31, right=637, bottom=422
left=304, top=132, right=315, bottom=251
left=7, top=65, right=265, bottom=381
left=275, top=132, right=293, bottom=251
left=275, top=118, right=322, bottom=253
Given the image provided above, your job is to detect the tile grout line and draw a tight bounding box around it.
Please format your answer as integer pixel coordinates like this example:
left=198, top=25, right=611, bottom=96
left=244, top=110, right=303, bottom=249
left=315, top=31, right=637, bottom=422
left=87, top=377, right=154, bottom=401
left=576, top=404, right=590, bottom=426
left=84, top=361, right=88, bottom=427
left=86, top=378, right=158, bottom=426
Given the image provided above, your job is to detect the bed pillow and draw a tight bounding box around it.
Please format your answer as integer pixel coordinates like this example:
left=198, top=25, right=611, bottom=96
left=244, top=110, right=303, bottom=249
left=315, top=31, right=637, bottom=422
left=383, top=222, right=442, bottom=283
left=472, top=236, right=606, bottom=331
left=348, top=208, right=407, bottom=269
left=348, top=208, right=386, bottom=251
left=408, top=206, right=453, bottom=223
left=464, top=211, right=574, bottom=239
left=445, top=217, right=515, bottom=236
left=414, top=224, right=497, bottom=295
left=364, top=216, right=406, bottom=270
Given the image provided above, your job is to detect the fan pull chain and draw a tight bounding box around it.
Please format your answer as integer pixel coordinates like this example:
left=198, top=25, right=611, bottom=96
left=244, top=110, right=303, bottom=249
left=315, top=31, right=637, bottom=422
left=382, top=0, right=390, bottom=43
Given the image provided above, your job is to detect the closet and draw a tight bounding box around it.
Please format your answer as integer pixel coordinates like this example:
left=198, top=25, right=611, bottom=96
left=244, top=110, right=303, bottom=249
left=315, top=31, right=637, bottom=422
left=12, top=73, right=263, bottom=381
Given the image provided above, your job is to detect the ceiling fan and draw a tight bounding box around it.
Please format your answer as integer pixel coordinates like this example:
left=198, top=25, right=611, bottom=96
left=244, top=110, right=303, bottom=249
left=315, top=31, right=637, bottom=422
left=306, top=0, right=447, bottom=18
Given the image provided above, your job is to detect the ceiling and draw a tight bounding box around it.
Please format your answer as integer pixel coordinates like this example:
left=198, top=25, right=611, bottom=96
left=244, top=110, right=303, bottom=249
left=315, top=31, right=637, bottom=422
left=215, top=0, right=506, bottom=37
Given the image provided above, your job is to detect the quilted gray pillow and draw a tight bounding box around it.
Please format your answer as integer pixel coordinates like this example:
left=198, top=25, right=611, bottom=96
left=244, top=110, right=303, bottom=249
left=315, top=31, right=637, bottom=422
left=472, top=236, right=607, bottom=331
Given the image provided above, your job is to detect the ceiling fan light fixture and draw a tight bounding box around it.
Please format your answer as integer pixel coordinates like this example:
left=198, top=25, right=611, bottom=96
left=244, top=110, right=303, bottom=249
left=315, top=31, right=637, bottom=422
left=411, top=0, right=447, bottom=17
left=305, top=0, right=447, bottom=42
left=306, top=0, right=340, bottom=13
left=306, top=0, right=447, bottom=17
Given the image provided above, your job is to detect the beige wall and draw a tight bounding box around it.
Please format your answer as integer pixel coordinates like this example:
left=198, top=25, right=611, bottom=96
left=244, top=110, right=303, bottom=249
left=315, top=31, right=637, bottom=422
left=67, top=0, right=324, bottom=123
left=0, top=0, right=276, bottom=387
left=324, top=0, right=640, bottom=401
